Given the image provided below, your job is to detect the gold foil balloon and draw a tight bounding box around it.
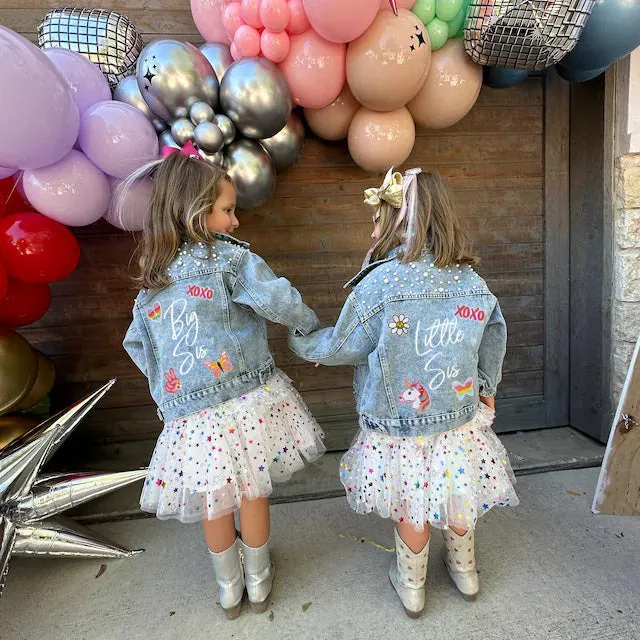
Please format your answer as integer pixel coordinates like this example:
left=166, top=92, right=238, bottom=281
left=408, top=38, right=482, bottom=129
left=348, top=106, right=415, bottom=173
left=13, top=351, right=55, bottom=413
left=346, top=9, right=431, bottom=112
left=304, top=86, right=360, bottom=141
left=0, top=329, right=38, bottom=417
left=0, top=415, right=40, bottom=450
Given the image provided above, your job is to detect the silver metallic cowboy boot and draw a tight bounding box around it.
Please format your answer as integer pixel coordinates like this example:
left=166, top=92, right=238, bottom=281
left=239, top=537, right=275, bottom=613
left=442, top=528, right=479, bottom=601
left=389, top=528, right=430, bottom=619
left=209, top=538, right=245, bottom=619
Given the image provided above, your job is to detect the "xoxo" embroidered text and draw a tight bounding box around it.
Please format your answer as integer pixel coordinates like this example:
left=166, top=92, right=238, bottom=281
left=187, top=285, right=214, bottom=300
left=454, top=305, right=485, bottom=321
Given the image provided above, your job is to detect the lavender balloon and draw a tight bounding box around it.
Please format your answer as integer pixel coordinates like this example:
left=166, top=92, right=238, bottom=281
left=105, top=177, right=153, bottom=232
left=0, top=167, right=17, bottom=180
left=78, top=101, right=159, bottom=179
left=23, top=150, right=110, bottom=226
left=0, top=26, right=79, bottom=170
left=43, top=48, right=111, bottom=114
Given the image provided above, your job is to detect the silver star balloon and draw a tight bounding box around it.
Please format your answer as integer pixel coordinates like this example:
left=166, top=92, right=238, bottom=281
left=0, top=380, right=147, bottom=598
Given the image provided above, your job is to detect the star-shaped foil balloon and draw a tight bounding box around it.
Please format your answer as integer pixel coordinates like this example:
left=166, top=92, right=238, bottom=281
left=0, top=380, right=147, bottom=597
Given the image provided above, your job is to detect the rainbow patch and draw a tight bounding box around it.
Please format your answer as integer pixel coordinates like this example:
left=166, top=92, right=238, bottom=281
left=453, top=378, right=473, bottom=397
left=147, top=302, right=162, bottom=321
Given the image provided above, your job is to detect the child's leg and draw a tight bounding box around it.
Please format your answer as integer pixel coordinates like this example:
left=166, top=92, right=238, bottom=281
left=203, top=513, right=237, bottom=552
left=239, top=497, right=270, bottom=546
left=448, top=523, right=468, bottom=536
left=396, top=520, right=430, bottom=552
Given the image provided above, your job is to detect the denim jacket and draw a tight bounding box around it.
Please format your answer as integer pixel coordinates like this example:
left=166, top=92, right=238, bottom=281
left=123, top=233, right=319, bottom=422
left=289, top=249, right=507, bottom=437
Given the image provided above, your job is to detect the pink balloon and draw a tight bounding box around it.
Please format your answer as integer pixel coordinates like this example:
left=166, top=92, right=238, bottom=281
left=303, top=0, right=378, bottom=43
left=261, top=30, right=291, bottom=62
left=78, top=101, right=159, bottom=179
left=223, top=2, right=245, bottom=37
left=260, top=0, right=290, bottom=32
left=230, top=41, right=242, bottom=59
left=241, top=0, right=263, bottom=27
left=105, top=177, right=152, bottom=232
left=287, top=0, right=310, bottom=34
left=234, top=24, right=262, bottom=57
left=280, top=30, right=346, bottom=109
left=23, top=150, right=110, bottom=227
left=191, top=0, right=232, bottom=44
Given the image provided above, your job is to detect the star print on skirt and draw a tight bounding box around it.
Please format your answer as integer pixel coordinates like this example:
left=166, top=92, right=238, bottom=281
left=140, top=370, right=325, bottom=523
left=339, top=404, right=519, bottom=532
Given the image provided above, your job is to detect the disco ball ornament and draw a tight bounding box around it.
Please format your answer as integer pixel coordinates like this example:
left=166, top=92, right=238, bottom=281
left=38, top=8, right=144, bottom=88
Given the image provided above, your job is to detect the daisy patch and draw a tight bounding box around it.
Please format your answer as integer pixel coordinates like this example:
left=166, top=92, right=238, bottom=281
left=389, top=314, right=410, bottom=336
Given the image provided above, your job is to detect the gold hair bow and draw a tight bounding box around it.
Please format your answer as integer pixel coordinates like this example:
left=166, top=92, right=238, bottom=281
left=363, top=167, right=404, bottom=212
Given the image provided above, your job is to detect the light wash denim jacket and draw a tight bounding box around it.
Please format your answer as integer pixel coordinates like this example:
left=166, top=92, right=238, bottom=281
left=289, top=249, right=507, bottom=437
left=123, top=233, right=319, bottom=422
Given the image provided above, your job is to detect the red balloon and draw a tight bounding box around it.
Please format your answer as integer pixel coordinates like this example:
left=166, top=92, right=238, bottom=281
left=0, top=261, right=6, bottom=300
left=0, top=176, right=34, bottom=217
left=0, top=212, right=80, bottom=284
left=0, top=278, right=51, bottom=327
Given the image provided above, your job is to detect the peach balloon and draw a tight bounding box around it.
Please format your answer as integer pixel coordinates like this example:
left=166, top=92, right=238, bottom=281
left=407, top=38, right=482, bottom=129
left=304, top=85, right=360, bottom=141
left=287, top=0, right=309, bottom=34
left=223, top=2, right=245, bottom=37
left=279, top=30, right=346, bottom=109
left=234, top=24, right=262, bottom=57
left=347, top=9, right=431, bottom=112
left=261, top=29, right=291, bottom=62
left=348, top=106, right=415, bottom=173
left=241, top=0, right=263, bottom=27
left=260, top=0, right=290, bottom=32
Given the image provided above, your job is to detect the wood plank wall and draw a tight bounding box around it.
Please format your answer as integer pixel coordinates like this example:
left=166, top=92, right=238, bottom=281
left=1, top=2, right=546, bottom=465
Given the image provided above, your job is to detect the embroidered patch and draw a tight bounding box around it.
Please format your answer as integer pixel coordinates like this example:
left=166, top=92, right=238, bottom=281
left=388, top=314, right=411, bottom=335
left=454, top=305, right=486, bottom=321
left=164, top=368, right=181, bottom=393
left=187, top=284, right=214, bottom=300
left=147, top=303, right=162, bottom=321
left=453, top=378, right=473, bottom=397
left=203, top=349, right=233, bottom=378
left=398, top=379, right=431, bottom=413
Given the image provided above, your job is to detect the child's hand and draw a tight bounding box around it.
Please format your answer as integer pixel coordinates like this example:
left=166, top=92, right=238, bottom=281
left=314, top=362, right=320, bottom=368
left=479, top=395, right=495, bottom=410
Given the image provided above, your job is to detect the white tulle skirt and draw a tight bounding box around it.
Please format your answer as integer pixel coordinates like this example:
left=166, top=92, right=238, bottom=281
left=140, top=370, right=325, bottom=523
left=339, top=404, right=518, bottom=532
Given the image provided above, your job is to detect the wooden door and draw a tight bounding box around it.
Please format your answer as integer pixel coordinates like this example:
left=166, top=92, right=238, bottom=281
left=3, top=2, right=571, bottom=465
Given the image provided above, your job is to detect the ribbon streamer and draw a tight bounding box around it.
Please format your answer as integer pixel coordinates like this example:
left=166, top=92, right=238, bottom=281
left=388, top=0, right=399, bottom=15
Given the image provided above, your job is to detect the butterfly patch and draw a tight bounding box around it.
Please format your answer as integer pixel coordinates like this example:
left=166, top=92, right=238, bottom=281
left=203, top=350, right=233, bottom=378
left=453, top=378, right=473, bottom=397
left=147, top=303, right=162, bottom=321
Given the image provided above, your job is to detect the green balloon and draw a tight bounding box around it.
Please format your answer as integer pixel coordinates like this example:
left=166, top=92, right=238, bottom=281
left=427, top=18, right=449, bottom=50
left=447, top=8, right=465, bottom=37
left=412, top=0, right=436, bottom=25
left=457, top=0, right=471, bottom=36
left=436, top=0, right=463, bottom=22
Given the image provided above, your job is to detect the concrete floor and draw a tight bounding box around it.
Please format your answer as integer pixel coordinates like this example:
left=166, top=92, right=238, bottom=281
left=1, top=467, right=638, bottom=640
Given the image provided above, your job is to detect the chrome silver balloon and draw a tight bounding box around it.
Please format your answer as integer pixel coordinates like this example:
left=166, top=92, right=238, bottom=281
left=200, top=42, right=234, bottom=82
left=171, top=119, right=196, bottom=146
left=200, top=150, right=225, bottom=166
left=224, top=139, right=276, bottom=210
left=260, top=113, right=305, bottom=173
left=0, top=381, right=144, bottom=598
left=220, top=58, right=292, bottom=140
left=194, top=122, right=224, bottom=154
left=113, top=76, right=167, bottom=133
left=214, top=114, right=237, bottom=146
left=190, top=101, right=215, bottom=125
left=136, top=40, right=219, bottom=121
left=38, top=8, right=143, bottom=88
left=159, top=130, right=180, bottom=150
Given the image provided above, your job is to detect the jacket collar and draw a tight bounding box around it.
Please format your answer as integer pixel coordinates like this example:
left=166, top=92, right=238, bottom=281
left=344, top=254, right=396, bottom=289
left=213, top=232, right=249, bottom=248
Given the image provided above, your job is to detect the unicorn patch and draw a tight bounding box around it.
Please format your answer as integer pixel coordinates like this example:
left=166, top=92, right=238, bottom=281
left=398, top=379, right=431, bottom=413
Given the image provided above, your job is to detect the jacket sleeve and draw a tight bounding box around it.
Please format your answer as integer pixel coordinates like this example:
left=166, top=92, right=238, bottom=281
left=477, top=299, right=507, bottom=397
left=123, top=306, right=148, bottom=378
left=289, top=294, right=375, bottom=366
left=232, top=250, right=319, bottom=335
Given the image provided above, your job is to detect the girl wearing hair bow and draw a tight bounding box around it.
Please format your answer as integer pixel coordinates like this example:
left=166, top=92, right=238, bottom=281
left=120, top=144, right=325, bottom=619
left=290, top=168, right=518, bottom=618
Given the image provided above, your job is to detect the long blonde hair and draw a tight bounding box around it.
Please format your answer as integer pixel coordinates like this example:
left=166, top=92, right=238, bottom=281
left=116, top=153, right=232, bottom=290
left=369, top=171, right=478, bottom=268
